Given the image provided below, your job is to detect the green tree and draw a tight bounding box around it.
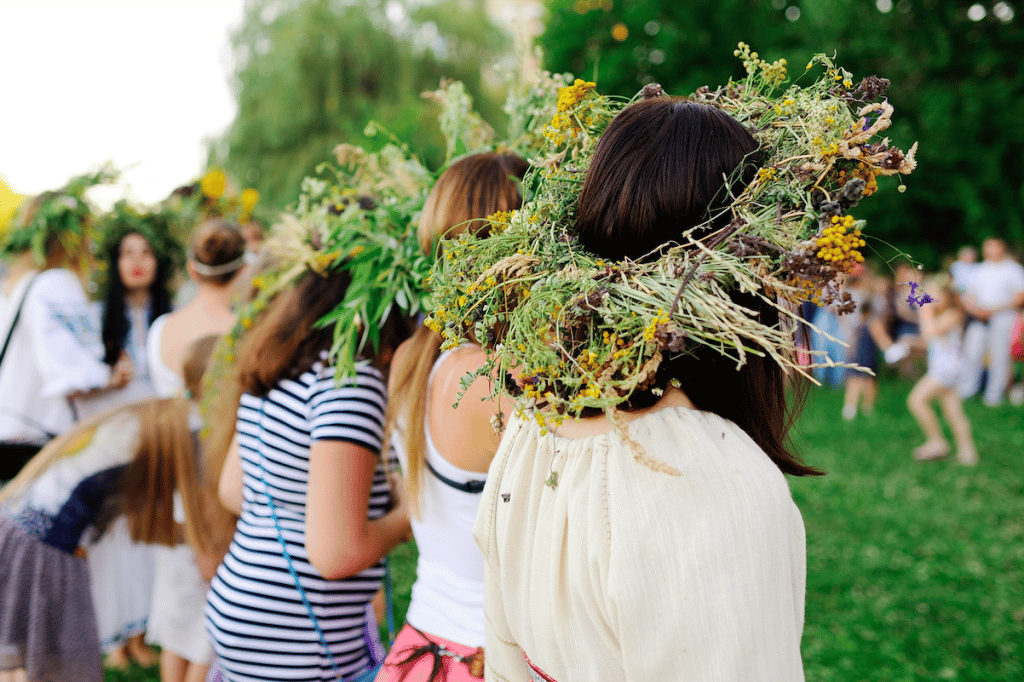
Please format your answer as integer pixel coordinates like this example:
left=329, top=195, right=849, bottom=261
left=212, top=0, right=509, bottom=211
left=540, top=0, right=1024, bottom=265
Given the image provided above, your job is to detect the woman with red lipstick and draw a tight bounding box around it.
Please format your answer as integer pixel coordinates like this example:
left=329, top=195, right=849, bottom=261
left=86, top=209, right=182, bottom=668
left=95, top=210, right=179, bottom=408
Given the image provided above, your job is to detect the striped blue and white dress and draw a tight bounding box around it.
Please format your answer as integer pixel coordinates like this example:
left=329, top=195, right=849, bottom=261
left=205, top=362, right=391, bottom=682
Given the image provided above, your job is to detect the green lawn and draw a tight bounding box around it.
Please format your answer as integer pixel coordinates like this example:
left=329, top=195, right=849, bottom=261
left=103, top=375, right=1022, bottom=681
left=793, top=376, right=1023, bottom=681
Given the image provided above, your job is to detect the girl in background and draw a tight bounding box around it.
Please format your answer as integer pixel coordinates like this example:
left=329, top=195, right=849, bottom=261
left=94, top=219, right=177, bottom=407
left=206, top=266, right=411, bottom=682
left=0, top=334, right=218, bottom=682
left=907, top=276, right=978, bottom=465
left=86, top=218, right=178, bottom=668
left=376, top=152, right=528, bottom=681
left=145, top=219, right=246, bottom=682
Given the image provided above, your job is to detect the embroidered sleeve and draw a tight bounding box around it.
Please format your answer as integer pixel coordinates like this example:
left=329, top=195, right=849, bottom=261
left=26, top=270, right=110, bottom=397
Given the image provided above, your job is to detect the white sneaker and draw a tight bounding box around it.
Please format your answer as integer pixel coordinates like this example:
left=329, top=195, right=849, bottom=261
left=842, top=404, right=857, bottom=420
left=1009, top=384, right=1024, bottom=407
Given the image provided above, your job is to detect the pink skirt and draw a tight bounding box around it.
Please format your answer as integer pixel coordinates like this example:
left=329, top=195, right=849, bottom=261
left=374, top=623, right=483, bottom=682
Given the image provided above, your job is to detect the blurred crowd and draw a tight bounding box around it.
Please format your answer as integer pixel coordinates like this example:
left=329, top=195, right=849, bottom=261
left=804, top=236, right=1024, bottom=464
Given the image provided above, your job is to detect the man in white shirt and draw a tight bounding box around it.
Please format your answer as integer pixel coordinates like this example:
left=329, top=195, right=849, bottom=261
left=958, top=237, right=1024, bottom=406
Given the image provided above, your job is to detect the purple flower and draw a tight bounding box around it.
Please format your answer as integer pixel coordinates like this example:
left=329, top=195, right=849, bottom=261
left=906, top=281, right=933, bottom=307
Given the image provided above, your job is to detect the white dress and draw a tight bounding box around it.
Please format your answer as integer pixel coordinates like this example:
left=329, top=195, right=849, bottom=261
left=83, top=302, right=159, bottom=650
left=475, top=405, right=807, bottom=682
left=143, top=313, right=213, bottom=664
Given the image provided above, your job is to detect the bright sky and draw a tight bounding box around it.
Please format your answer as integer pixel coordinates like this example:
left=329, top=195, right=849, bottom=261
left=0, top=0, right=245, bottom=207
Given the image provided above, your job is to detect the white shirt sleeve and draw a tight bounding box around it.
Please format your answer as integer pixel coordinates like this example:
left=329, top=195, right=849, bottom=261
left=25, top=269, right=111, bottom=398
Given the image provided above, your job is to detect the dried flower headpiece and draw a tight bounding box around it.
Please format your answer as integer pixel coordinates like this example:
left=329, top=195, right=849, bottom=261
left=429, top=46, right=918, bottom=433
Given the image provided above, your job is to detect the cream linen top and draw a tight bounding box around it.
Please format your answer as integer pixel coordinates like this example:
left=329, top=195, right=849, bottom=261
left=473, top=405, right=807, bottom=682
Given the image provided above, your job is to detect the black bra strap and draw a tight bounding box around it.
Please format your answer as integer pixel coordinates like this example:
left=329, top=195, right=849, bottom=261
left=424, top=458, right=486, bottom=494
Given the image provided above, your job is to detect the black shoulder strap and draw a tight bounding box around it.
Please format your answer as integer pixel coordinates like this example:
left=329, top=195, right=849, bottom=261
left=424, top=457, right=486, bottom=494
left=0, top=275, right=37, bottom=368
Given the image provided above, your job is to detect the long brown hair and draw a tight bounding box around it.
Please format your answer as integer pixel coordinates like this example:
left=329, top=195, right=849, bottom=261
left=418, top=152, right=529, bottom=255
left=386, top=152, right=528, bottom=514
left=0, top=398, right=205, bottom=548
left=575, top=98, right=818, bottom=477
left=114, top=398, right=198, bottom=546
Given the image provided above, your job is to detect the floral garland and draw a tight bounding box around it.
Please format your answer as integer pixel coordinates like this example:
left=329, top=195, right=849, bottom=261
left=429, top=46, right=918, bottom=433
left=0, top=166, right=117, bottom=265
left=203, top=78, right=529, bottom=408
left=166, top=167, right=262, bottom=227
left=92, top=200, right=187, bottom=296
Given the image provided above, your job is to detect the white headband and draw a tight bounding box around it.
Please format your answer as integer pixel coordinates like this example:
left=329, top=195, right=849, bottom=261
left=190, top=254, right=246, bottom=277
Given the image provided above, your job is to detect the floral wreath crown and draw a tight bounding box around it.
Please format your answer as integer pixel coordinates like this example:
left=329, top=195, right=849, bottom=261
left=429, top=45, right=918, bottom=433
left=93, top=200, right=187, bottom=292
left=0, top=166, right=117, bottom=266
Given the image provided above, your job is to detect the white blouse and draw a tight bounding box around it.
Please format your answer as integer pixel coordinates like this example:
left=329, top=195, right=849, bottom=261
left=0, top=269, right=111, bottom=443
left=474, top=405, right=807, bottom=682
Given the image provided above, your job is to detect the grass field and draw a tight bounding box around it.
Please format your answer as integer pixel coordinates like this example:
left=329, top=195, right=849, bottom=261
left=100, top=374, right=1022, bottom=681
left=793, top=375, right=1023, bottom=681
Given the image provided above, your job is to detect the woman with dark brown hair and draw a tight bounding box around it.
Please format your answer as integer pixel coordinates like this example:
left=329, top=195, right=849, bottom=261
left=475, top=99, right=814, bottom=681
left=206, top=265, right=411, bottom=682
left=0, top=334, right=220, bottom=682
left=374, top=152, right=527, bottom=682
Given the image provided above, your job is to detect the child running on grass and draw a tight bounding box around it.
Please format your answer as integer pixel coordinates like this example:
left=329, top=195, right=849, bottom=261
left=907, top=276, right=978, bottom=465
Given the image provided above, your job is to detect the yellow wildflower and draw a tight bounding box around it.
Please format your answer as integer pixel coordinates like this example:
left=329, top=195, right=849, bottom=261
left=201, top=168, right=227, bottom=199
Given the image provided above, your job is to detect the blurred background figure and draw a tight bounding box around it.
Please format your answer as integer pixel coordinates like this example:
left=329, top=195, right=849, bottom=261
left=840, top=266, right=881, bottom=419
left=145, top=219, right=246, bottom=682
left=957, top=237, right=1024, bottom=407
left=0, top=188, right=131, bottom=482
left=950, top=245, right=979, bottom=295
left=0, top=335, right=218, bottom=682
left=907, top=276, right=978, bottom=464
left=84, top=207, right=183, bottom=669
left=83, top=208, right=181, bottom=416
left=810, top=300, right=847, bottom=388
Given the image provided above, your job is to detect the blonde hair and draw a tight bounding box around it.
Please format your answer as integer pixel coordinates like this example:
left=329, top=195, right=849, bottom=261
left=0, top=399, right=202, bottom=548
left=0, top=333, right=226, bottom=556
left=386, top=152, right=527, bottom=515
left=418, top=152, right=528, bottom=256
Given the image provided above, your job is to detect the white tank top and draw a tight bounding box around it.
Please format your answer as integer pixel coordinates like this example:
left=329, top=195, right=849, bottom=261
left=146, top=314, right=184, bottom=398
left=392, top=349, right=488, bottom=647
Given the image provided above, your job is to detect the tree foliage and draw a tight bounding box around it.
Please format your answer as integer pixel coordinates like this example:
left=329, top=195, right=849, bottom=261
left=212, top=0, right=509, bottom=211
left=540, top=0, right=1024, bottom=265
